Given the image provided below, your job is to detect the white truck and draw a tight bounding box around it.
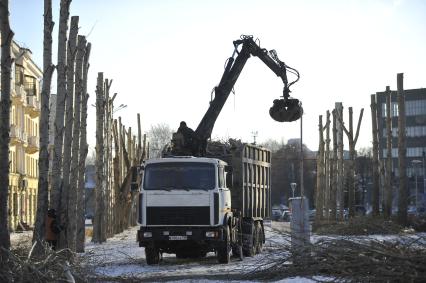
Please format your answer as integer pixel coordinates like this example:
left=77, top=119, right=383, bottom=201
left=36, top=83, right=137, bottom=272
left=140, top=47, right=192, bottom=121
left=137, top=143, right=271, bottom=264
left=136, top=35, right=301, bottom=264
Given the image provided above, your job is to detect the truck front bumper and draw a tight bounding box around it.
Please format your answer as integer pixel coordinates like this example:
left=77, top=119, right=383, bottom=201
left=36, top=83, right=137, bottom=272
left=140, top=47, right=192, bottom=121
left=137, top=226, right=225, bottom=247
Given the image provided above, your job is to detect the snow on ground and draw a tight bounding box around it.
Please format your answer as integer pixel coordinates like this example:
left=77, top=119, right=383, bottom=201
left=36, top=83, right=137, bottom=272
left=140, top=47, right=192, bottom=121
left=80, top=222, right=306, bottom=282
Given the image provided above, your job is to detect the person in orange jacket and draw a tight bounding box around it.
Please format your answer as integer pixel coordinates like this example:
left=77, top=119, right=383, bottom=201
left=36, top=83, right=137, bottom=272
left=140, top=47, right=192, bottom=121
left=45, top=209, right=64, bottom=250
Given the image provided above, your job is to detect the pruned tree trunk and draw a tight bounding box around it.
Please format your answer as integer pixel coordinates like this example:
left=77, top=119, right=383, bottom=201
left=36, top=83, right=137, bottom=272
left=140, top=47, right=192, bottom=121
left=33, top=0, right=54, bottom=248
left=330, top=109, right=338, bottom=221
left=51, top=0, right=71, bottom=216
left=324, top=110, right=331, bottom=221
left=339, top=107, right=364, bottom=218
left=60, top=15, right=78, bottom=249
left=370, top=94, right=380, bottom=216
left=68, top=35, right=85, bottom=251
left=397, top=73, right=408, bottom=226
left=76, top=41, right=90, bottom=252
left=315, top=115, right=325, bottom=222
left=137, top=113, right=142, bottom=163
left=335, top=102, right=344, bottom=220
left=384, top=86, right=393, bottom=218
left=93, top=72, right=105, bottom=243
left=0, top=0, right=14, bottom=258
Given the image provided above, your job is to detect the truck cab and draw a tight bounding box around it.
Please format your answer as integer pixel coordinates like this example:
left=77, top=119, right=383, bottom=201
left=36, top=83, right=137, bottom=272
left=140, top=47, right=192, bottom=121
left=137, top=157, right=235, bottom=264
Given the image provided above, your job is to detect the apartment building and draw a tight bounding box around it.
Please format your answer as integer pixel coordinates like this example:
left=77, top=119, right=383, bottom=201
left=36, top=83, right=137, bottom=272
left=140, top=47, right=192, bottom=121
left=376, top=88, right=426, bottom=209
left=6, top=41, right=42, bottom=231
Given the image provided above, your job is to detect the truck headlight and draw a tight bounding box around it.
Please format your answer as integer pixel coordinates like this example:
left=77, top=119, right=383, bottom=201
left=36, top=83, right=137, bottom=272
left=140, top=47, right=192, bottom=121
left=205, top=231, right=217, bottom=238
left=143, top=232, right=152, bottom=238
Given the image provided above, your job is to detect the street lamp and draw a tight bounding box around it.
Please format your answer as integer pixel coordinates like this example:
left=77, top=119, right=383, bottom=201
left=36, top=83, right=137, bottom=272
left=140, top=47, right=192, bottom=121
left=412, top=159, right=422, bottom=213
left=290, top=182, right=297, bottom=198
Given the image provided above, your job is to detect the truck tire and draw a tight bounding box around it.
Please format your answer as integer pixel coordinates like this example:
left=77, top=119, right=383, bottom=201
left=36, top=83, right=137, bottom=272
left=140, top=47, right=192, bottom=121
left=243, top=222, right=256, bottom=257
left=255, top=222, right=263, bottom=254
left=145, top=246, right=160, bottom=265
left=217, top=226, right=231, bottom=264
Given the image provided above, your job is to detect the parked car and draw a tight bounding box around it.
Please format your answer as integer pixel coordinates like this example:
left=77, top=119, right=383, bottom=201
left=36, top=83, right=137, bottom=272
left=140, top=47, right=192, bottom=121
left=282, top=210, right=292, bottom=222
left=272, top=209, right=283, bottom=221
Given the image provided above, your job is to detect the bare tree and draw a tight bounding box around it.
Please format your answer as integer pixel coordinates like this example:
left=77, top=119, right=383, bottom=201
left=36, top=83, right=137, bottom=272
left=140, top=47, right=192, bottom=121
left=51, top=0, right=71, bottom=216
left=397, top=73, right=408, bottom=226
left=33, top=0, right=54, bottom=248
left=0, top=0, right=14, bottom=257
left=339, top=107, right=364, bottom=218
left=324, top=111, right=331, bottom=221
left=330, top=109, right=338, bottom=221
left=76, top=41, right=91, bottom=252
left=61, top=15, right=78, bottom=248
left=94, top=72, right=106, bottom=243
left=147, top=123, right=173, bottom=158
left=370, top=94, right=380, bottom=216
left=335, top=102, right=345, bottom=220
left=384, top=86, right=393, bottom=218
left=315, top=115, right=325, bottom=222
left=68, top=35, right=85, bottom=251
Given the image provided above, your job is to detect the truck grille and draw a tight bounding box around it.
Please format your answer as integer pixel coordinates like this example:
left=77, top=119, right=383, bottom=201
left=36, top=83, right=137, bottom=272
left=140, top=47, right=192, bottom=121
left=147, top=206, right=210, bottom=225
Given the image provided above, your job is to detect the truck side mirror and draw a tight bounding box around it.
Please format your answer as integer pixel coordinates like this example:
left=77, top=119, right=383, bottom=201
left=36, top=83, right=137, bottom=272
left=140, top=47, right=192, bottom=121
left=225, top=165, right=233, bottom=173
left=226, top=172, right=233, bottom=189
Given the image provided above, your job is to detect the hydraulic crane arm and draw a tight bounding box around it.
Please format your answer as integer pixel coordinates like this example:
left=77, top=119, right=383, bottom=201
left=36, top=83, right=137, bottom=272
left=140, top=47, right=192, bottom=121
left=170, top=35, right=302, bottom=157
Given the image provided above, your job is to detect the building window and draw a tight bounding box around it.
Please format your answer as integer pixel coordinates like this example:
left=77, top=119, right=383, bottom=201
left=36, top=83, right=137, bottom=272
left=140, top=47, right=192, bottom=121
left=15, top=64, right=24, bottom=85
left=382, top=100, right=426, bottom=117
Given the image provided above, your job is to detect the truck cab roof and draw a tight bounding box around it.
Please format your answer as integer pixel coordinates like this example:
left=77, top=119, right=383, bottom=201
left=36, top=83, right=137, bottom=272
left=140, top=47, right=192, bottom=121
left=144, top=156, right=228, bottom=166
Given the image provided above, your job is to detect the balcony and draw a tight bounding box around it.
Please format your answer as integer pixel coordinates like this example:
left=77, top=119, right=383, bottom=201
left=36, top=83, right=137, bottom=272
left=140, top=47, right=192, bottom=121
left=12, top=84, right=27, bottom=106
left=10, top=125, right=23, bottom=145
left=25, top=135, right=39, bottom=154
left=25, top=96, right=41, bottom=118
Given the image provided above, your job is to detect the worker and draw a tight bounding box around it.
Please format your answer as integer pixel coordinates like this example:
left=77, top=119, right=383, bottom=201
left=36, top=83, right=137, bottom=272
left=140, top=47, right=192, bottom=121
left=45, top=208, right=64, bottom=250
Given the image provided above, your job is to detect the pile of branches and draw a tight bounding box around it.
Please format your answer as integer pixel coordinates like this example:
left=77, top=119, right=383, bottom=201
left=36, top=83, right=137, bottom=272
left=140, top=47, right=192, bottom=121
left=244, top=230, right=426, bottom=282
left=0, top=242, right=89, bottom=283
left=314, top=216, right=404, bottom=235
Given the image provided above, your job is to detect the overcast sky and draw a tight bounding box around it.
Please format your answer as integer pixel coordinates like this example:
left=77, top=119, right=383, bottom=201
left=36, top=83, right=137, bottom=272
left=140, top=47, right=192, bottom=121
left=9, top=0, right=426, bottom=152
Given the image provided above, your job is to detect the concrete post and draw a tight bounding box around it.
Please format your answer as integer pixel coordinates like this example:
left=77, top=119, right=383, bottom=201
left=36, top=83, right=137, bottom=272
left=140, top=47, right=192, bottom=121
left=290, top=197, right=310, bottom=252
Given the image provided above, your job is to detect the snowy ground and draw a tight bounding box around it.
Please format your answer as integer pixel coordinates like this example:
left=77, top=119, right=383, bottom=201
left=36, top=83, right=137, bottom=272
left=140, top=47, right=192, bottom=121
left=12, top=222, right=424, bottom=282
left=80, top=222, right=321, bottom=282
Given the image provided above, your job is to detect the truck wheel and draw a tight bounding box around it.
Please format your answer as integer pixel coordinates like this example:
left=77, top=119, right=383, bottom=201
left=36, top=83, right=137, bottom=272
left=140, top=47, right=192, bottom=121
left=217, top=226, right=231, bottom=264
left=145, top=246, right=160, bottom=265
left=243, top=222, right=256, bottom=257
left=255, top=222, right=263, bottom=254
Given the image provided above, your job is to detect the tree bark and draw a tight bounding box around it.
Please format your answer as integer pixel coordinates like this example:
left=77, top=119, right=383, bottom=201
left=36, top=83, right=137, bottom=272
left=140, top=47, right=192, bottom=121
left=315, top=115, right=325, bottom=222
left=59, top=15, right=78, bottom=248
left=330, top=109, right=338, bottom=221
left=33, top=0, right=54, bottom=247
left=324, top=111, right=331, bottom=221
left=0, top=0, right=14, bottom=258
left=339, top=107, right=364, bottom=218
left=384, top=86, right=393, bottom=218
left=137, top=113, right=142, bottom=163
left=51, top=0, right=71, bottom=215
left=76, top=42, right=91, bottom=252
left=68, top=35, right=85, bottom=251
left=370, top=94, right=380, bottom=216
left=93, top=72, right=105, bottom=243
left=335, top=102, right=344, bottom=220
left=397, top=73, right=408, bottom=226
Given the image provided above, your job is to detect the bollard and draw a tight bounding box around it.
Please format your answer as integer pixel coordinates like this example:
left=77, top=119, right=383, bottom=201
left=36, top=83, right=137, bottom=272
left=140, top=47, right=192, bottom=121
left=290, top=197, right=310, bottom=253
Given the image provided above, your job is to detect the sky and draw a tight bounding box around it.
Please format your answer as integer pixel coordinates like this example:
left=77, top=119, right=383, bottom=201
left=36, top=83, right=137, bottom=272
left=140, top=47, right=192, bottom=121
left=9, top=0, right=426, bottom=152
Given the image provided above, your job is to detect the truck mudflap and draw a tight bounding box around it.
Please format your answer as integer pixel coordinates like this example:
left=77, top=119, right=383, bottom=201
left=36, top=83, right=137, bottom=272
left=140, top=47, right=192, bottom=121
left=137, top=226, right=226, bottom=247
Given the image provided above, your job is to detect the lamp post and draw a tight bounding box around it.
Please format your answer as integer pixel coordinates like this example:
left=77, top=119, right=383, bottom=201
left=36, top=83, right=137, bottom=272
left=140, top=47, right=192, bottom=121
left=412, top=159, right=422, bottom=213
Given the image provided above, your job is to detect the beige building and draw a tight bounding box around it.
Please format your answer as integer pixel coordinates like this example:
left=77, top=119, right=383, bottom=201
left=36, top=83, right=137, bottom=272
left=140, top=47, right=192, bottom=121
left=6, top=41, right=42, bottom=231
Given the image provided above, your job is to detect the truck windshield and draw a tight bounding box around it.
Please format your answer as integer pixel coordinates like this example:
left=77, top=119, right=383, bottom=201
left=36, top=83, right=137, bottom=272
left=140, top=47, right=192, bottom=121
left=143, top=162, right=216, bottom=190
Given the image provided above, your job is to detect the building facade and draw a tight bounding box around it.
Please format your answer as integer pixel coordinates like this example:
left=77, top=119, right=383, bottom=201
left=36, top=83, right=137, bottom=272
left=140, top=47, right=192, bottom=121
left=376, top=88, right=426, bottom=210
left=6, top=41, right=42, bottom=231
